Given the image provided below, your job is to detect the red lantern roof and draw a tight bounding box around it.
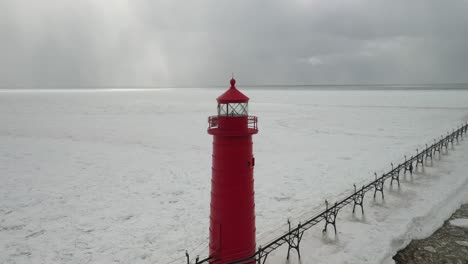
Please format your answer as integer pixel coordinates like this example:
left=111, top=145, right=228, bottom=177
left=216, top=78, right=249, bottom=103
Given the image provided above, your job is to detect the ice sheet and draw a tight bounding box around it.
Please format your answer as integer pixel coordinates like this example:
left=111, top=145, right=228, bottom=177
left=1, top=89, right=468, bottom=263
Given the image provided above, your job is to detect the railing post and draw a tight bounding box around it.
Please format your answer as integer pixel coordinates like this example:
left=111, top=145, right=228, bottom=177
left=403, top=156, right=413, bottom=175
left=286, top=220, right=303, bottom=260
left=353, top=184, right=365, bottom=215
left=373, top=172, right=385, bottom=199
left=390, top=163, right=400, bottom=187
left=447, top=131, right=454, bottom=146
left=323, top=200, right=339, bottom=234
left=425, top=144, right=433, bottom=161
left=416, top=149, right=423, bottom=168
left=257, top=246, right=267, bottom=264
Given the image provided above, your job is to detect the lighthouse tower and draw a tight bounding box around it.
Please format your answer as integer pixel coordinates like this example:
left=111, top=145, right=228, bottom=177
left=207, top=78, right=258, bottom=262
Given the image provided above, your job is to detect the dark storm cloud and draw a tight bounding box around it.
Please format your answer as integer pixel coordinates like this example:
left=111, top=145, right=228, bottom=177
left=1, top=0, right=468, bottom=88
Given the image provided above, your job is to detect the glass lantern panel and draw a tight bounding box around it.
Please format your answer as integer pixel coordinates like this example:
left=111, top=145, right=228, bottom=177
left=227, top=103, right=248, bottom=116
left=218, top=103, right=248, bottom=116
left=218, top=104, right=228, bottom=115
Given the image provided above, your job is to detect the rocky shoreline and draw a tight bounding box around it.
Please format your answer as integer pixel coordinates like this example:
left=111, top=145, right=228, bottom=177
left=393, top=204, right=468, bottom=263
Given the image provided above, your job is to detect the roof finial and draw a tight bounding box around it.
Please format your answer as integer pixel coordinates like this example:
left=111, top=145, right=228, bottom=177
left=230, top=73, right=236, bottom=88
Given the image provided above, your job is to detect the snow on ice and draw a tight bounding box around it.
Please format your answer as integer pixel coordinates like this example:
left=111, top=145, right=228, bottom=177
left=1, top=88, right=468, bottom=264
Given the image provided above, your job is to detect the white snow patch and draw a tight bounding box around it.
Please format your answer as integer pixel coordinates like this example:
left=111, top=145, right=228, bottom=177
left=455, top=241, right=468, bottom=247
left=423, top=246, right=436, bottom=253
left=450, top=218, right=468, bottom=229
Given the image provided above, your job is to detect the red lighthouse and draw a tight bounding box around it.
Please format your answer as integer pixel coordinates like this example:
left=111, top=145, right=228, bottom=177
left=207, top=78, right=258, bottom=262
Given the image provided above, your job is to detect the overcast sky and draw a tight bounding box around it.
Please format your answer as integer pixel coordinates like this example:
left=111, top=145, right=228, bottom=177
left=1, top=0, right=468, bottom=88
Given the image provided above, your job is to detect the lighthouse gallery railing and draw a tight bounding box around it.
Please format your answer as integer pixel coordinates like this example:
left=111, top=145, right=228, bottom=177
left=208, top=115, right=258, bottom=130
left=186, top=122, right=468, bottom=264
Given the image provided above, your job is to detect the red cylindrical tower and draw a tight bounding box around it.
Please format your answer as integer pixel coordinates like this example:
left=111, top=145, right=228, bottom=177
left=208, top=78, right=258, bottom=262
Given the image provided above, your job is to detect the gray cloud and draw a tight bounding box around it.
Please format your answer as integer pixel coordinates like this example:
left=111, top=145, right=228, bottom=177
left=1, top=0, right=468, bottom=88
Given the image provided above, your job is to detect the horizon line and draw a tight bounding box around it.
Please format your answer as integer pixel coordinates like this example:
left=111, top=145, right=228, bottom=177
left=1, top=82, right=468, bottom=90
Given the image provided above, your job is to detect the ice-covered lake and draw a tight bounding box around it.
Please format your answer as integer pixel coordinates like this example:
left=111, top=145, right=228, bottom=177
left=1, top=88, right=468, bottom=263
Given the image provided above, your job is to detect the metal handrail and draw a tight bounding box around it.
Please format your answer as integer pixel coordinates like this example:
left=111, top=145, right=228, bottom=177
left=208, top=115, right=258, bottom=130
left=208, top=116, right=219, bottom=129
left=248, top=116, right=258, bottom=130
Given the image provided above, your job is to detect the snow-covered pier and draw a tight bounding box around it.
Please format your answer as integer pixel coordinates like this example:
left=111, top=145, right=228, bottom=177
left=187, top=123, right=468, bottom=264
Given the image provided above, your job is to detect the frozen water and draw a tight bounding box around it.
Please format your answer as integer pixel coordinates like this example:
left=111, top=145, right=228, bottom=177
left=1, top=88, right=468, bottom=263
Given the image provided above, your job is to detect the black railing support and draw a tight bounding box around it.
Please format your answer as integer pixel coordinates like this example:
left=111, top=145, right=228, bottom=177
left=425, top=144, right=433, bottom=161
left=433, top=139, right=441, bottom=156
left=390, top=163, right=400, bottom=187
left=286, top=220, right=303, bottom=260
left=353, top=184, right=365, bottom=215
left=448, top=132, right=454, bottom=146
left=403, top=156, right=413, bottom=175
left=415, top=149, right=423, bottom=168
left=257, top=246, right=268, bottom=264
left=441, top=136, right=448, bottom=152
left=373, top=173, right=385, bottom=199
left=323, top=200, right=339, bottom=234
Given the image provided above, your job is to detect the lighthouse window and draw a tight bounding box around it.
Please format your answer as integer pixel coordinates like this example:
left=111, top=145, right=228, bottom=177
left=218, top=104, right=228, bottom=116
left=218, top=103, right=248, bottom=116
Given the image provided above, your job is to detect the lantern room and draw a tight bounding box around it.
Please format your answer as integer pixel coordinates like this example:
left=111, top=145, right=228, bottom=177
left=208, top=78, right=258, bottom=136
